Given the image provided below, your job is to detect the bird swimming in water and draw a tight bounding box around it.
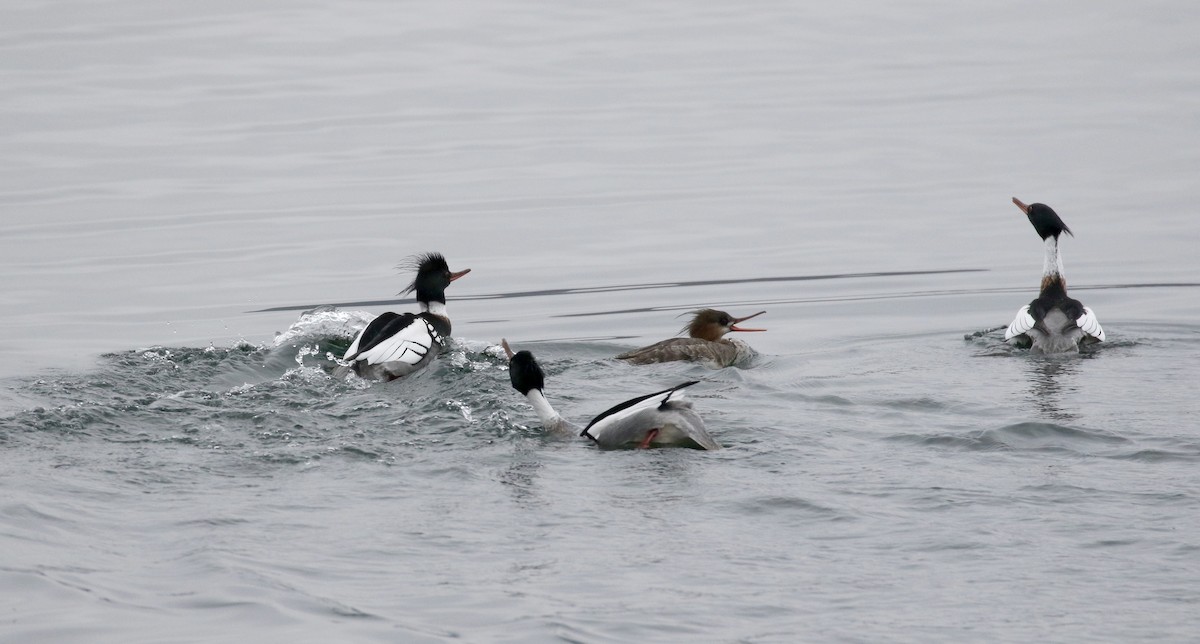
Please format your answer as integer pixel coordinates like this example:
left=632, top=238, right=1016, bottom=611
left=1004, top=198, right=1105, bottom=353
left=615, top=309, right=766, bottom=368
left=502, top=339, right=720, bottom=450
left=337, top=252, right=471, bottom=381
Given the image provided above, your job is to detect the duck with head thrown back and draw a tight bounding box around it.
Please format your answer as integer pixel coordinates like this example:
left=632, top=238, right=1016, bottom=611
left=1004, top=198, right=1104, bottom=353
left=502, top=339, right=720, bottom=450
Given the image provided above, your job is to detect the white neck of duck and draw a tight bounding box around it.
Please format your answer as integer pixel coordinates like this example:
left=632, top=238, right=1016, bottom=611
left=1041, top=236, right=1066, bottom=286
left=421, top=301, right=448, bottom=318
left=524, top=389, right=564, bottom=428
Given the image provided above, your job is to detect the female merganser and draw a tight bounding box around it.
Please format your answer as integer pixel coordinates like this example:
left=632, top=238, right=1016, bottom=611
left=615, top=309, right=766, bottom=368
left=1004, top=198, right=1105, bottom=353
left=338, top=252, right=470, bottom=380
left=502, top=339, right=721, bottom=450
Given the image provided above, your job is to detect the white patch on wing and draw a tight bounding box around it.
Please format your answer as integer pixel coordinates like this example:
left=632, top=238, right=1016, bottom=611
left=1004, top=305, right=1035, bottom=341
left=1077, top=306, right=1105, bottom=341
left=354, top=318, right=441, bottom=366
left=343, top=331, right=365, bottom=360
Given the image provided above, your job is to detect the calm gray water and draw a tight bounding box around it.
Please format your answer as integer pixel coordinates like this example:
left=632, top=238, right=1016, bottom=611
left=3, top=1, right=1200, bottom=641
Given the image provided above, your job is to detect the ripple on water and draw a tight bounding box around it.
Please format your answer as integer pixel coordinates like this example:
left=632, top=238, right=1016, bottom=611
left=888, top=420, right=1133, bottom=456
left=730, top=495, right=850, bottom=521
left=981, top=421, right=1129, bottom=446
left=961, top=325, right=1132, bottom=357
left=1108, top=448, right=1200, bottom=463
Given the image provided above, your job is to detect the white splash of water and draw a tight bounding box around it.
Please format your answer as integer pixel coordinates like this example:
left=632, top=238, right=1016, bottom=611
left=272, top=306, right=375, bottom=348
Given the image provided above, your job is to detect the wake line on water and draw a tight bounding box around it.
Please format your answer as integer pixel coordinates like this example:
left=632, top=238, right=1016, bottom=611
left=521, top=282, right=1200, bottom=319
left=250, top=268, right=989, bottom=313
left=253, top=270, right=1200, bottom=315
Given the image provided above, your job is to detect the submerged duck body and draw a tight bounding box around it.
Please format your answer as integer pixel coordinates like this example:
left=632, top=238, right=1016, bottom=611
left=339, top=252, right=470, bottom=381
left=616, top=309, right=766, bottom=368
left=1003, top=198, right=1104, bottom=353
left=503, top=339, right=720, bottom=450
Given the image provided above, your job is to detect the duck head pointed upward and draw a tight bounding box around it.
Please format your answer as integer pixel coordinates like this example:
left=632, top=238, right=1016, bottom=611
left=1013, top=198, right=1072, bottom=292
left=1013, top=197, right=1072, bottom=241
left=683, top=309, right=767, bottom=342
left=400, top=252, right=470, bottom=305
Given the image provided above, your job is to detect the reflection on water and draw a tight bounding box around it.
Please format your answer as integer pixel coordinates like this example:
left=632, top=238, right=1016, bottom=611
left=1024, top=356, right=1081, bottom=423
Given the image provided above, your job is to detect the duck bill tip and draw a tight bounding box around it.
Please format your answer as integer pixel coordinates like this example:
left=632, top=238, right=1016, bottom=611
left=450, top=268, right=471, bottom=282
left=731, top=310, right=767, bottom=327
left=1012, top=197, right=1030, bottom=214
left=500, top=338, right=514, bottom=359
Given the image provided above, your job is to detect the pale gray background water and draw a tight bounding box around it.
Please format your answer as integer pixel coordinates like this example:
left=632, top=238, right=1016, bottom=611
left=2, top=1, right=1199, bottom=642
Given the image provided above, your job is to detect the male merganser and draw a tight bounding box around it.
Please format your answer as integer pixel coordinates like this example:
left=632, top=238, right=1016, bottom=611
left=502, top=339, right=720, bottom=450
left=615, top=309, right=766, bottom=368
left=1004, top=198, right=1105, bottom=353
left=338, top=252, right=470, bottom=380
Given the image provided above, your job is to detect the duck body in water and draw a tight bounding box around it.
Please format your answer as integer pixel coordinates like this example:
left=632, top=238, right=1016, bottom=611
left=616, top=309, right=766, bottom=368
left=503, top=339, right=720, bottom=450
left=337, top=252, right=470, bottom=381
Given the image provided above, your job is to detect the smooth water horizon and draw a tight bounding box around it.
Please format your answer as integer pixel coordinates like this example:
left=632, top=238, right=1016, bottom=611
left=3, top=1, right=1199, bottom=642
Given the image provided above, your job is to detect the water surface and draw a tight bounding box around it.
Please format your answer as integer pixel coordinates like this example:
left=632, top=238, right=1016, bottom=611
left=2, top=0, right=1199, bottom=641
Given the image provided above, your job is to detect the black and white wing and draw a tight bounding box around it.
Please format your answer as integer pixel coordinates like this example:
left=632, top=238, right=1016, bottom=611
left=1076, top=306, right=1105, bottom=342
left=1004, top=305, right=1036, bottom=342
left=582, top=381, right=719, bottom=450
left=344, top=312, right=442, bottom=367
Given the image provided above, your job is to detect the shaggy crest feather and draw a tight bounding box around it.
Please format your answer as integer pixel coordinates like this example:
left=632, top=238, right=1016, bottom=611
left=678, top=309, right=719, bottom=336
left=397, top=252, right=449, bottom=295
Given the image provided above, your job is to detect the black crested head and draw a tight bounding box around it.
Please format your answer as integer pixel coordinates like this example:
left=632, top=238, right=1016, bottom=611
left=400, top=252, right=469, bottom=303
left=508, top=350, right=546, bottom=395
left=1013, top=198, right=1073, bottom=240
